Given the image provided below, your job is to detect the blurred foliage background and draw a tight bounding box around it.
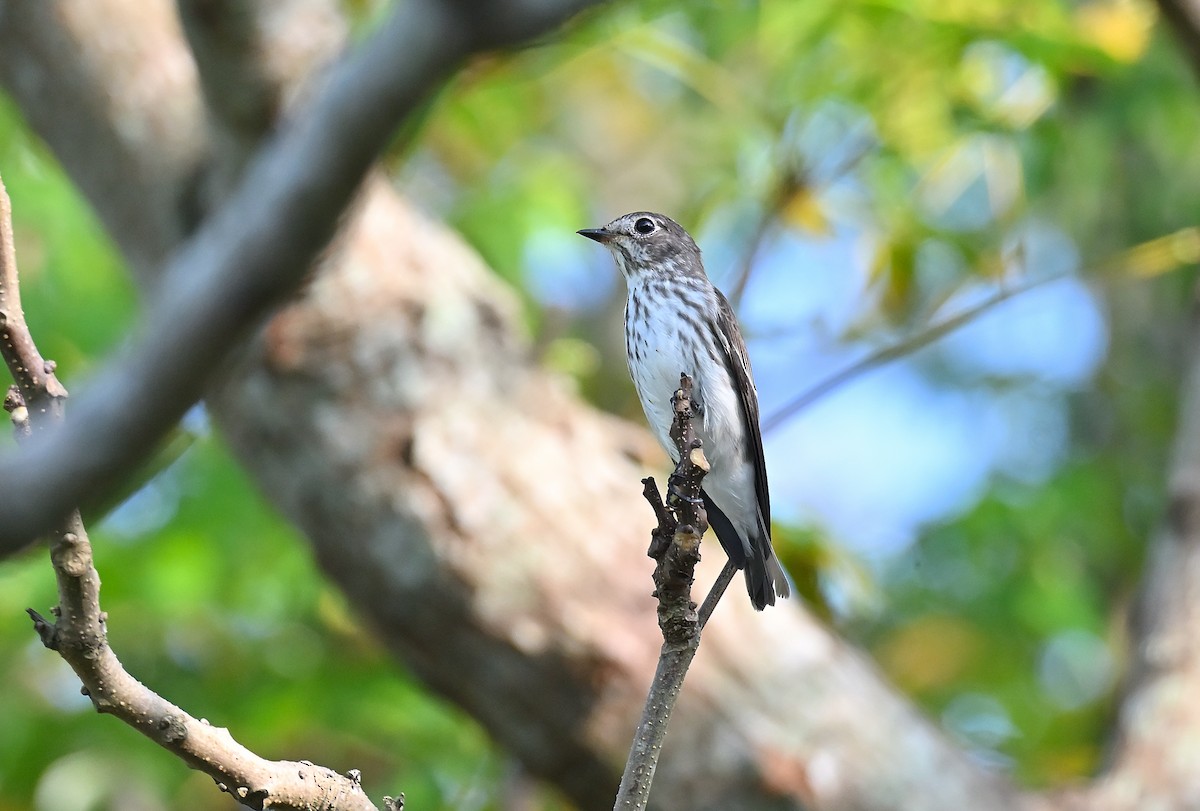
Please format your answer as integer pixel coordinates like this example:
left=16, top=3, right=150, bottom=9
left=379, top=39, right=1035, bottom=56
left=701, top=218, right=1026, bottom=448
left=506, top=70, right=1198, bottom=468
left=2, top=0, right=1200, bottom=808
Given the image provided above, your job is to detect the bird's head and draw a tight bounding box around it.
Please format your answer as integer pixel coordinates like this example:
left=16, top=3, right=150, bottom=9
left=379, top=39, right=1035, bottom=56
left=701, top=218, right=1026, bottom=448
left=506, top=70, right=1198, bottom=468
left=578, top=212, right=704, bottom=282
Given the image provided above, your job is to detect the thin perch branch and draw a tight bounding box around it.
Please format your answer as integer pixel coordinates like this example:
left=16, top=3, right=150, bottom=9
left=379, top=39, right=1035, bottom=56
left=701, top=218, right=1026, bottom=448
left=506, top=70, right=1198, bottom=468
left=615, top=373, right=726, bottom=811
left=0, top=174, right=395, bottom=811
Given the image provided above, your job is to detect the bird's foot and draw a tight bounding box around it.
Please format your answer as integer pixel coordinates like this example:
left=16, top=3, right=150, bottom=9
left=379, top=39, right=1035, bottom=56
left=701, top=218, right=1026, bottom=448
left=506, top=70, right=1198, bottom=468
left=666, top=476, right=704, bottom=507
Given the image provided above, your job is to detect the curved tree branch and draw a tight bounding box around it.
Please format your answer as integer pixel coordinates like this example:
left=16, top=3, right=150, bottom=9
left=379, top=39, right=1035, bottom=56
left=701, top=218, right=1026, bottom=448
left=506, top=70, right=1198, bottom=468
left=0, top=0, right=602, bottom=552
left=1, top=175, right=394, bottom=811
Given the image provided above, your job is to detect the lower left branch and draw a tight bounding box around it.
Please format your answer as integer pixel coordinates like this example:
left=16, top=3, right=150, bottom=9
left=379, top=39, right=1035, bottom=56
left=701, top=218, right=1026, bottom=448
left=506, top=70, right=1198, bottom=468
left=1, top=174, right=397, bottom=811
left=21, top=436, right=396, bottom=811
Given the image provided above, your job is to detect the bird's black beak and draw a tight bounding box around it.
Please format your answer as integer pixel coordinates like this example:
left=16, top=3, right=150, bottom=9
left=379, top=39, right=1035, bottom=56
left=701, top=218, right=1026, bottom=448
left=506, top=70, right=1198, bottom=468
left=577, top=227, right=612, bottom=244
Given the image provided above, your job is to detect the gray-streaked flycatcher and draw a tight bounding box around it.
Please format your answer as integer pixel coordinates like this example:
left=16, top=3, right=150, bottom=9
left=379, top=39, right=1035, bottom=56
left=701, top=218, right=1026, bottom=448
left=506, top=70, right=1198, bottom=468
left=578, top=211, right=790, bottom=610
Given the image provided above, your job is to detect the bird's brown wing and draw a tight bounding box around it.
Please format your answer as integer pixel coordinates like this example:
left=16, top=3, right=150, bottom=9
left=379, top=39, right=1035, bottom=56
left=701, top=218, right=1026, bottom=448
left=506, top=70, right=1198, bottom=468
left=709, top=288, right=771, bottom=537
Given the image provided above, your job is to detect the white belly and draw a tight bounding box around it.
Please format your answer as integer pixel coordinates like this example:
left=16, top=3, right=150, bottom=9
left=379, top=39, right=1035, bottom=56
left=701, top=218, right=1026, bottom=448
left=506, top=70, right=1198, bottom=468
left=625, top=285, right=746, bottom=482
left=624, top=279, right=768, bottom=559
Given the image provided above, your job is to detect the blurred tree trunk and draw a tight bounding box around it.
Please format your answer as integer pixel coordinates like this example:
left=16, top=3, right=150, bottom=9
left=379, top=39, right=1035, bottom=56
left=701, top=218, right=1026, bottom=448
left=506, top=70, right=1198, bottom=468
left=2, top=2, right=1198, bottom=811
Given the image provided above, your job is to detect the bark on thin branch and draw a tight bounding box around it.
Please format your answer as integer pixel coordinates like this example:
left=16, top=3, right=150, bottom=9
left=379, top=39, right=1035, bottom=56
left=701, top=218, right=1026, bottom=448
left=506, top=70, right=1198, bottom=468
left=0, top=175, right=393, bottom=811
left=615, top=374, right=709, bottom=811
left=0, top=177, right=68, bottom=428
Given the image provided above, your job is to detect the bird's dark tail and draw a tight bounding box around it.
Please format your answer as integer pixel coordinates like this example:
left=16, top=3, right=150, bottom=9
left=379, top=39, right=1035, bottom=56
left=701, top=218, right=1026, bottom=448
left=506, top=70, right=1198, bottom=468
left=702, top=492, right=790, bottom=610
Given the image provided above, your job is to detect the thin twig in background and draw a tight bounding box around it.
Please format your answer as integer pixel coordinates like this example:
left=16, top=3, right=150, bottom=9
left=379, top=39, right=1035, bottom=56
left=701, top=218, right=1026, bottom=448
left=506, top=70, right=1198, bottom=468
left=729, top=142, right=874, bottom=309
left=761, top=273, right=1059, bottom=434
left=760, top=221, right=1200, bottom=435
left=0, top=175, right=398, bottom=811
left=727, top=183, right=790, bottom=308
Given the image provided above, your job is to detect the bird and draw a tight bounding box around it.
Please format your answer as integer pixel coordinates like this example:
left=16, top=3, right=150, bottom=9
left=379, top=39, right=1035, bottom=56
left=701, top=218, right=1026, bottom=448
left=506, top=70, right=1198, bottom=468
left=578, top=211, right=790, bottom=610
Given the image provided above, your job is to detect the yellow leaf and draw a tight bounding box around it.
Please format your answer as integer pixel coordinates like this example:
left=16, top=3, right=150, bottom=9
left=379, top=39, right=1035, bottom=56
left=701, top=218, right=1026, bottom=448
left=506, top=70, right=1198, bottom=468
left=877, top=614, right=982, bottom=691
left=1075, top=0, right=1154, bottom=63
left=781, top=186, right=832, bottom=236
left=1110, top=227, right=1200, bottom=279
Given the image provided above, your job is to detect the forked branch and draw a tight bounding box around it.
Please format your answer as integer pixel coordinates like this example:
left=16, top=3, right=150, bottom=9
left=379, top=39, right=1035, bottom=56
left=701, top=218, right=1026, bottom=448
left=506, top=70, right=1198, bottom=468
left=614, top=373, right=736, bottom=811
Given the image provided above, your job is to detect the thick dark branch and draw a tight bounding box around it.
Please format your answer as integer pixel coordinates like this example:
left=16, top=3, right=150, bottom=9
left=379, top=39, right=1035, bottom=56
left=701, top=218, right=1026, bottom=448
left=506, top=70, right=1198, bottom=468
left=176, top=0, right=347, bottom=204
left=0, top=175, right=393, bottom=811
left=178, top=0, right=340, bottom=144
left=0, top=0, right=601, bottom=554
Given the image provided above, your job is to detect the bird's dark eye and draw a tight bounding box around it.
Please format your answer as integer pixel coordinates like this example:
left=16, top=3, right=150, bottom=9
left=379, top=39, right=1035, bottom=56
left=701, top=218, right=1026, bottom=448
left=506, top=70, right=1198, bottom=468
left=634, top=217, right=656, bottom=235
